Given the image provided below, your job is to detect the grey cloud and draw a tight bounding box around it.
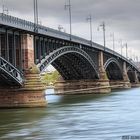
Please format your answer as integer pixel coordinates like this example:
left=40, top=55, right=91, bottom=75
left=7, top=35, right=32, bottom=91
left=3, top=0, right=140, bottom=21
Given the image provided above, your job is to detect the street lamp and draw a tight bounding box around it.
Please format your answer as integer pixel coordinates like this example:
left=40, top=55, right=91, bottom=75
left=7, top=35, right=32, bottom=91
left=98, top=22, right=106, bottom=51
left=58, top=25, right=64, bottom=32
left=86, top=14, right=93, bottom=46
left=119, top=39, right=123, bottom=56
left=136, top=56, right=138, bottom=63
left=65, top=0, right=72, bottom=41
left=110, top=33, right=115, bottom=54
left=124, top=43, right=128, bottom=58
left=34, top=0, right=39, bottom=32
left=2, top=5, right=9, bottom=14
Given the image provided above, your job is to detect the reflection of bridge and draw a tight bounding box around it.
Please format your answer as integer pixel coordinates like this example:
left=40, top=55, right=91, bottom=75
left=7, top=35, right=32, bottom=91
left=0, top=13, right=140, bottom=108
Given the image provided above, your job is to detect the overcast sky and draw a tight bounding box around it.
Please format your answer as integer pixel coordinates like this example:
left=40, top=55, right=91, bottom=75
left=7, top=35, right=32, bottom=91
left=1, top=0, right=140, bottom=60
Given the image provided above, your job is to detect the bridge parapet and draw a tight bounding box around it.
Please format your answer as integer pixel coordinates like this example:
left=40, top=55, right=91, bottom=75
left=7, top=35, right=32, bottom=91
left=0, top=13, right=34, bottom=32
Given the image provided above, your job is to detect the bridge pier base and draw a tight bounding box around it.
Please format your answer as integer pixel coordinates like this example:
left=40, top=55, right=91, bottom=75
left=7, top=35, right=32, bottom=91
left=118, top=62, right=131, bottom=89
left=110, top=80, right=131, bottom=89
left=55, top=79, right=111, bottom=94
left=131, top=71, right=140, bottom=87
left=0, top=71, right=47, bottom=108
left=131, top=83, right=140, bottom=87
left=123, top=62, right=131, bottom=88
left=109, top=62, right=131, bottom=89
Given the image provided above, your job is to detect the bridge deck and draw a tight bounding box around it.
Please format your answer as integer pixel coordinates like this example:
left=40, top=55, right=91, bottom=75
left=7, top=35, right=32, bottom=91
left=0, top=13, right=139, bottom=73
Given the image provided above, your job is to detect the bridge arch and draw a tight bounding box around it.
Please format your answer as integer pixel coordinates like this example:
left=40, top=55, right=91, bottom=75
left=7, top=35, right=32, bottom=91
left=127, top=66, right=137, bottom=83
left=104, top=58, right=123, bottom=80
left=37, top=46, right=99, bottom=80
left=126, top=66, right=134, bottom=72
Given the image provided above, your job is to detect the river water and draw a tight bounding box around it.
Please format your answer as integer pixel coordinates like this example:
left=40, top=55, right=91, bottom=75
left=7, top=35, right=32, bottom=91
left=0, top=88, right=140, bottom=140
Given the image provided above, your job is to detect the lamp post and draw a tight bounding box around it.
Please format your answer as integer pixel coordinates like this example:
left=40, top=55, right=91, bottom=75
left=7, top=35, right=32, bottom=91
left=129, top=49, right=132, bottom=60
left=65, top=0, right=72, bottom=41
left=58, top=25, right=64, bottom=31
left=34, top=0, right=38, bottom=32
left=124, top=43, right=128, bottom=58
left=120, top=42, right=128, bottom=58
left=86, top=15, right=93, bottom=46
left=2, top=5, right=9, bottom=14
left=99, top=22, right=106, bottom=51
left=136, top=56, right=138, bottom=63
left=110, top=33, right=115, bottom=54
left=118, top=39, right=123, bottom=56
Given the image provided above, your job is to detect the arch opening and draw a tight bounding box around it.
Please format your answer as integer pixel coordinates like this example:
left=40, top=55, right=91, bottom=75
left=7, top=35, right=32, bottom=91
left=51, top=52, right=99, bottom=80
left=137, top=74, right=140, bottom=82
left=104, top=58, right=123, bottom=80
left=127, top=68, right=136, bottom=83
left=38, top=46, right=99, bottom=81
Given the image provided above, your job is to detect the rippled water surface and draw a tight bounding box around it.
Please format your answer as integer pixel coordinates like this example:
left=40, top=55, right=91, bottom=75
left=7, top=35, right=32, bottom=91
left=0, top=88, right=140, bottom=140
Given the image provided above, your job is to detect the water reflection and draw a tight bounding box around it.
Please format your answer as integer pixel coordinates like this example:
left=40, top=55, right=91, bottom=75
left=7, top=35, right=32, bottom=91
left=46, top=88, right=112, bottom=105
left=59, top=93, right=111, bottom=104
left=0, top=108, right=48, bottom=139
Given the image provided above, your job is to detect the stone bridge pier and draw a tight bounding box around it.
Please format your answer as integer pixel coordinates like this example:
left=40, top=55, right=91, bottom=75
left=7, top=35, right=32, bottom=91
left=129, top=70, right=140, bottom=87
left=109, top=61, right=131, bottom=89
left=122, top=62, right=131, bottom=88
left=55, top=51, right=111, bottom=94
left=0, top=34, right=47, bottom=108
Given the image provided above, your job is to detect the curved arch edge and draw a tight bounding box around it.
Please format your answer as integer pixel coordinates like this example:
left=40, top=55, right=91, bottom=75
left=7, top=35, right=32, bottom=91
left=37, top=46, right=99, bottom=79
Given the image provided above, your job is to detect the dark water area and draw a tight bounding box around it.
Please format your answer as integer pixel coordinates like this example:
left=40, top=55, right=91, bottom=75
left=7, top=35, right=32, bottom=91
left=0, top=88, right=140, bottom=140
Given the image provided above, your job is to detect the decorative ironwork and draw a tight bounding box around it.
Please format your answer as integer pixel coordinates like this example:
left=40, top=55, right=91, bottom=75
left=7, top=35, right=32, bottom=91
left=37, top=46, right=99, bottom=78
left=0, top=56, right=23, bottom=86
left=104, top=57, right=122, bottom=71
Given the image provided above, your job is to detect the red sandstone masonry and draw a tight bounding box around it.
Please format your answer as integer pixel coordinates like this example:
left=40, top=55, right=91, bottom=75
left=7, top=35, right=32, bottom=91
left=0, top=73, right=47, bottom=108
left=21, top=34, right=34, bottom=70
left=0, top=34, right=47, bottom=108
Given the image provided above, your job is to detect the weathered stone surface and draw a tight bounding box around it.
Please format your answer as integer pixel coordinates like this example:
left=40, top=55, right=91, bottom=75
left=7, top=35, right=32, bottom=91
left=131, top=83, right=140, bottom=87
left=0, top=34, right=47, bottom=108
left=55, top=80, right=111, bottom=94
left=0, top=90, right=46, bottom=108
left=0, top=73, right=47, bottom=108
left=110, top=80, right=131, bottom=89
left=21, top=34, right=34, bottom=70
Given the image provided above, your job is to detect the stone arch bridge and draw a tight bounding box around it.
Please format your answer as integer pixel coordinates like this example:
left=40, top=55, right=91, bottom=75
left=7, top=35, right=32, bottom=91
left=0, top=13, right=140, bottom=108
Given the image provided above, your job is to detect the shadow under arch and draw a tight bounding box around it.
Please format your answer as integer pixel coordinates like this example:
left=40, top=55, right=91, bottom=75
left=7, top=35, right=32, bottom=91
left=104, top=58, right=123, bottom=80
left=37, top=46, right=99, bottom=80
left=127, top=66, right=136, bottom=83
